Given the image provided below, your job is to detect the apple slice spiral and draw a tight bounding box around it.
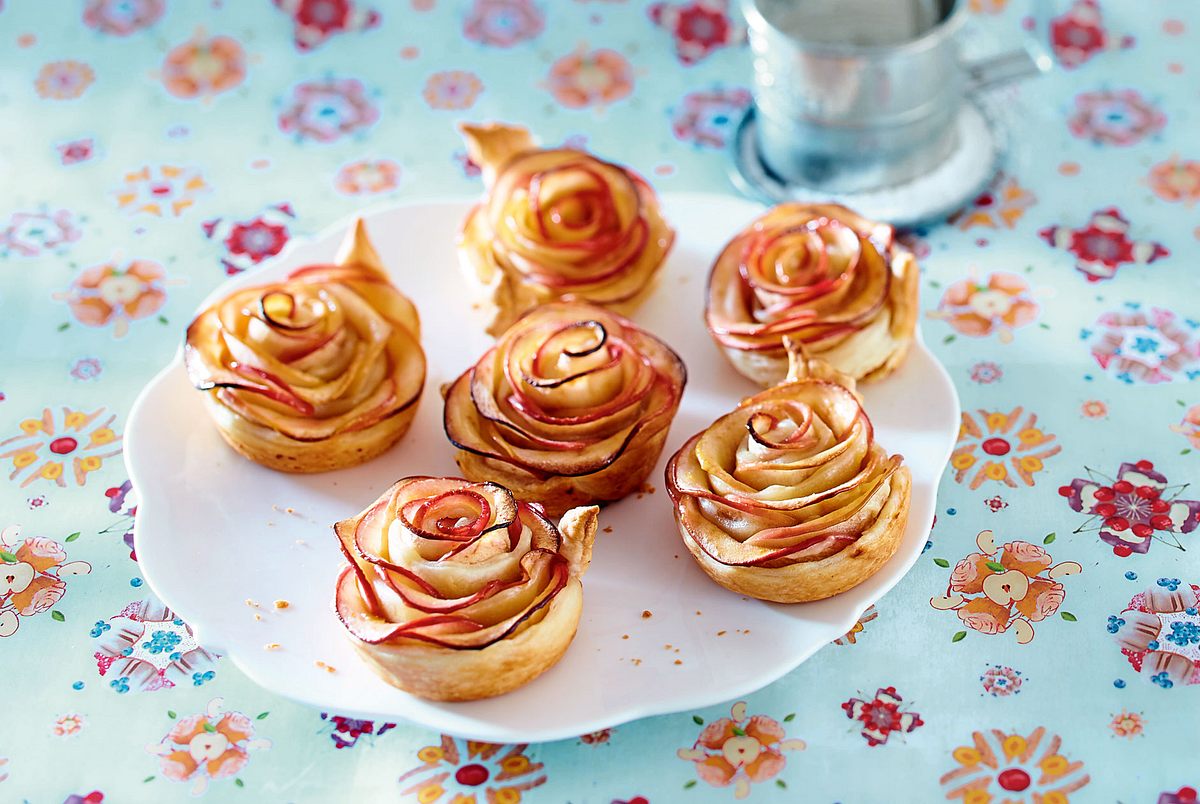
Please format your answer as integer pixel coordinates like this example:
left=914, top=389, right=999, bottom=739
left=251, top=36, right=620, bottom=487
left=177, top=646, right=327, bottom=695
left=665, top=343, right=910, bottom=603
left=706, top=203, right=919, bottom=386
left=184, top=220, right=425, bottom=473
left=444, top=302, right=686, bottom=516
left=334, top=476, right=599, bottom=701
left=458, top=122, right=674, bottom=336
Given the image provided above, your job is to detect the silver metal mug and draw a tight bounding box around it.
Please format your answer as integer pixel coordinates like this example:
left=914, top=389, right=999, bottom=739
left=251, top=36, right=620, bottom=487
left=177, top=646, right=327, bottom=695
left=744, top=0, right=1049, bottom=193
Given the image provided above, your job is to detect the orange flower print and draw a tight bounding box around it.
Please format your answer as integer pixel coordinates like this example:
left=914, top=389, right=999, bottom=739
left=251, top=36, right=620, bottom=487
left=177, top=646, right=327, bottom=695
left=35, top=60, right=95, bottom=99
left=1, top=525, right=92, bottom=638
left=1109, top=710, right=1145, bottom=738
left=1, top=407, right=122, bottom=489
left=1171, top=403, right=1200, bottom=449
left=54, top=259, right=174, bottom=338
left=422, top=70, right=483, bottom=110
left=968, top=0, right=1009, bottom=13
left=545, top=46, right=634, bottom=110
left=149, top=698, right=270, bottom=796
left=398, top=736, right=546, bottom=803
left=53, top=714, right=85, bottom=737
left=677, top=702, right=805, bottom=799
left=953, top=176, right=1037, bottom=231
left=161, top=32, right=247, bottom=100
left=951, top=407, right=1060, bottom=489
left=929, top=272, right=1040, bottom=343
left=114, top=165, right=209, bottom=217
left=932, top=530, right=1081, bottom=645
left=334, top=159, right=400, bottom=194
left=1148, top=156, right=1200, bottom=205
left=940, top=727, right=1090, bottom=802
left=834, top=604, right=878, bottom=645
left=1081, top=400, right=1108, bottom=419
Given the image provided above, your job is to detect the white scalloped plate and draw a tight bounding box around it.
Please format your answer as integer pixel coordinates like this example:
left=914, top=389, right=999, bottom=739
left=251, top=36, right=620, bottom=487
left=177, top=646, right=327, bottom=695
left=126, top=193, right=959, bottom=743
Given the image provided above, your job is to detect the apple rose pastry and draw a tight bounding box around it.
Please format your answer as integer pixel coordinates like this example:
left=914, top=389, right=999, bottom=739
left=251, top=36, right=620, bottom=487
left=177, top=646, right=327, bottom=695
left=333, top=476, right=600, bottom=701
left=444, top=302, right=686, bottom=517
left=185, top=220, right=425, bottom=473
left=665, top=343, right=910, bottom=603
left=706, top=203, right=919, bottom=386
left=458, top=122, right=675, bottom=336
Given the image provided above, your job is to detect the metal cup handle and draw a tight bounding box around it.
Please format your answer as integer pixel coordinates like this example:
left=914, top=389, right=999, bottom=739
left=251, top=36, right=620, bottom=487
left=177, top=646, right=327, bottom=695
left=962, top=46, right=1051, bottom=92
left=960, top=0, right=1055, bottom=93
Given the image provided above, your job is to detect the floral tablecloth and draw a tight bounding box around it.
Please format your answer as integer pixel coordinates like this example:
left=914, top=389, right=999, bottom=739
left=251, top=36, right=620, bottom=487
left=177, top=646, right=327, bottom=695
left=2, top=0, right=1198, bottom=802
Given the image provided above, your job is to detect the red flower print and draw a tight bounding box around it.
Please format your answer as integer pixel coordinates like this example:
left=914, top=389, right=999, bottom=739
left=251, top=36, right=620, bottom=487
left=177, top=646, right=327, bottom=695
left=671, top=86, right=751, bottom=148
left=1040, top=208, right=1168, bottom=282
left=969, top=361, right=1002, bottom=384
left=1049, top=0, right=1134, bottom=69
left=318, top=713, right=395, bottom=749
left=841, top=687, right=923, bottom=746
left=1067, top=89, right=1165, bottom=147
left=1059, top=460, right=1200, bottom=556
left=0, top=210, right=81, bottom=258
left=463, top=0, right=544, bottom=47
left=202, top=203, right=295, bottom=275
left=83, top=0, right=164, bottom=36
left=649, top=0, right=743, bottom=65
left=58, top=139, right=94, bottom=165
left=278, top=77, right=379, bottom=143
left=1160, top=786, right=1200, bottom=804
left=226, top=220, right=288, bottom=262
left=272, top=0, right=381, bottom=51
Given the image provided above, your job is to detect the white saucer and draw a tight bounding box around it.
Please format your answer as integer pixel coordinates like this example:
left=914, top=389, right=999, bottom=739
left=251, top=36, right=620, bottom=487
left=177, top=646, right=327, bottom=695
left=732, top=102, right=1004, bottom=227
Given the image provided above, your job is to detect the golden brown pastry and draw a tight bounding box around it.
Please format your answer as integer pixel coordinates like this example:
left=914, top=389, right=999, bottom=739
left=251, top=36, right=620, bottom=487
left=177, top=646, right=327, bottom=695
left=705, top=203, right=918, bottom=386
left=184, top=220, right=425, bottom=473
left=665, top=342, right=910, bottom=603
left=458, top=122, right=675, bottom=336
left=444, top=302, right=686, bottom=517
left=333, top=476, right=599, bottom=701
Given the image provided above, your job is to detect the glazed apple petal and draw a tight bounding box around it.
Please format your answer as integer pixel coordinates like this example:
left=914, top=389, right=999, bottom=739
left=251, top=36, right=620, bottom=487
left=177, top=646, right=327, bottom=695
left=185, top=245, right=424, bottom=446
left=666, top=358, right=907, bottom=571
left=706, top=203, right=919, bottom=384
left=334, top=477, right=582, bottom=651
left=447, top=303, right=685, bottom=479
left=459, top=124, right=674, bottom=335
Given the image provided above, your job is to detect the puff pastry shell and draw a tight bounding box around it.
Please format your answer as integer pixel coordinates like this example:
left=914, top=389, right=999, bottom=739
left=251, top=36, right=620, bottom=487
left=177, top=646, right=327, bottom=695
left=333, top=476, right=599, bottom=701
left=665, top=344, right=910, bottom=603
left=184, top=220, right=425, bottom=472
left=458, top=122, right=674, bottom=336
